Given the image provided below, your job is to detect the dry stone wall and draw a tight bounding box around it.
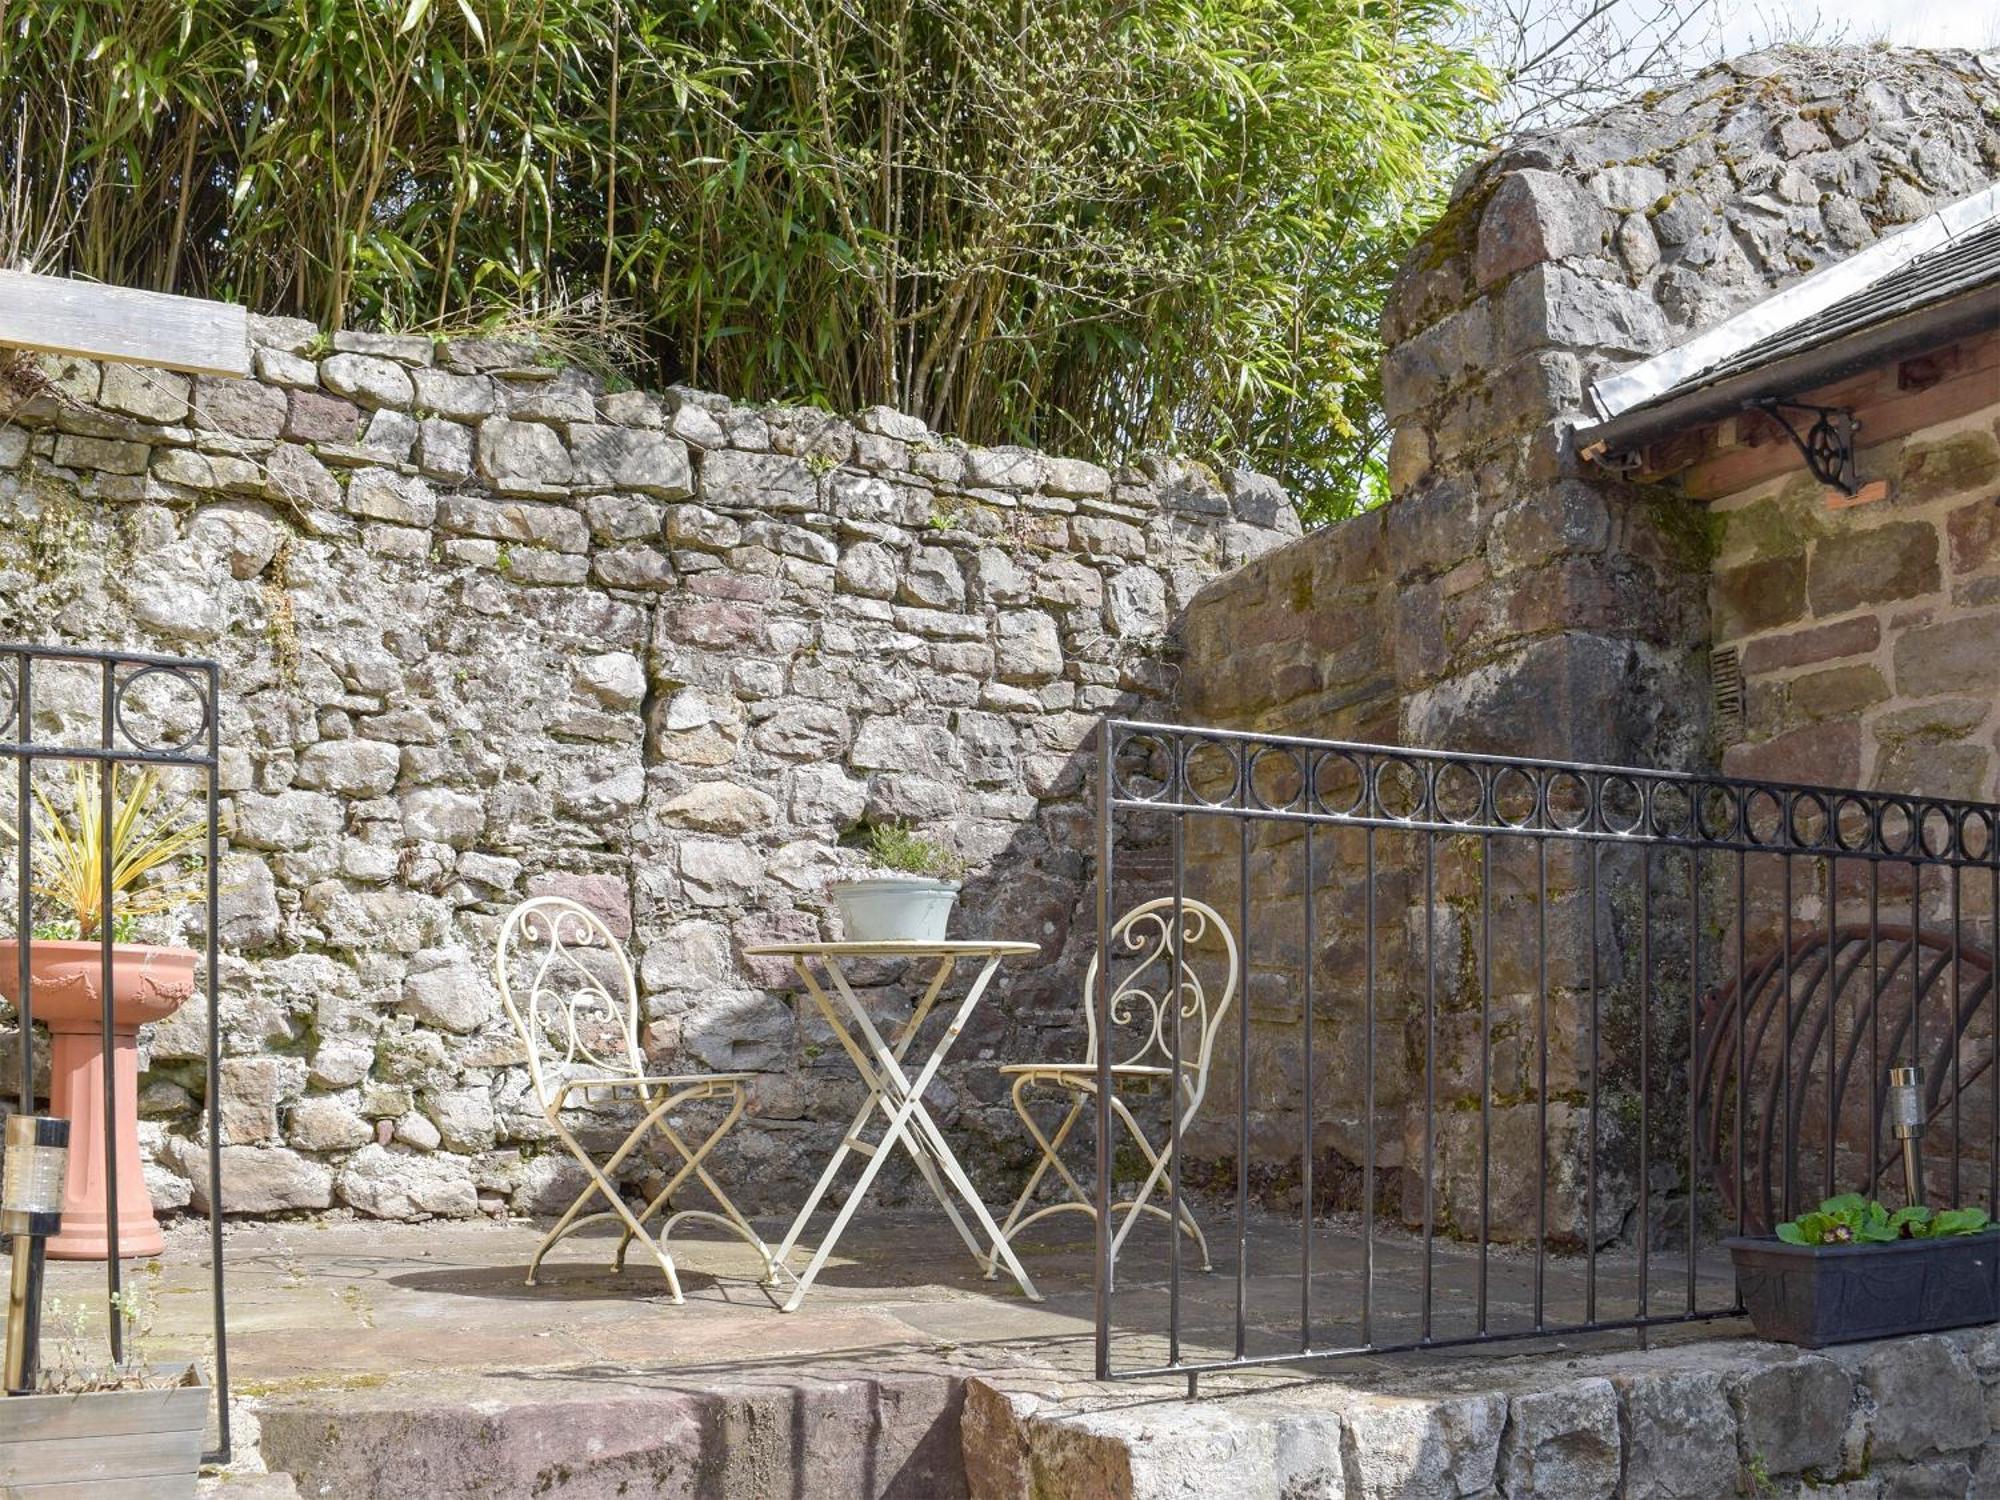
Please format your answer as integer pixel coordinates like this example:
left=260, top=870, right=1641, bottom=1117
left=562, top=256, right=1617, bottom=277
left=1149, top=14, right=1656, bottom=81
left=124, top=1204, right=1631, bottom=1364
left=0, top=321, right=1296, bottom=1221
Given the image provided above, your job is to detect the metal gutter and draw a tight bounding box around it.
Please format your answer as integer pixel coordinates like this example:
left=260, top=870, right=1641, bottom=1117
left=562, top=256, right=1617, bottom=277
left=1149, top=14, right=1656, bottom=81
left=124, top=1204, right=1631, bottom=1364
left=1574, top=282, right=2000, bottom=455
left=1588, top=180, right=2000, bottom=423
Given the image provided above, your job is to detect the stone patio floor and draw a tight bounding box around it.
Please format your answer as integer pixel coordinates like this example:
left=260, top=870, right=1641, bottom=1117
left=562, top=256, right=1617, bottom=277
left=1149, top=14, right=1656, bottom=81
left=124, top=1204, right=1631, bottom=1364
left=36, top=1204, right=1802, bottom=1497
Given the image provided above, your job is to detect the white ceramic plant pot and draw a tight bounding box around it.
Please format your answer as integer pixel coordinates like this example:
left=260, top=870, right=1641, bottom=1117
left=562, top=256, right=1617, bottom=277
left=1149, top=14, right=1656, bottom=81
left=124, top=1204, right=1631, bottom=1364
left=828, top=877, right=961, bottom=942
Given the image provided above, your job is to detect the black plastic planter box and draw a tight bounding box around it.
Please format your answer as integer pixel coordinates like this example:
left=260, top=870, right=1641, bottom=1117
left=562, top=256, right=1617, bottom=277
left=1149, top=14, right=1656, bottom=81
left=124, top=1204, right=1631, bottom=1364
left=1726, top=1230, right=2000, bottom=1347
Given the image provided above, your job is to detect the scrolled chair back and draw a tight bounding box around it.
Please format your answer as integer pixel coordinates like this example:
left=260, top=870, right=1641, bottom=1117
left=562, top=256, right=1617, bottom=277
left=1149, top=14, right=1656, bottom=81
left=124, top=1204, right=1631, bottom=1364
left=1082, top=897, right=1238, bottom=1099
left=494, top=895, right=644, bottom=1110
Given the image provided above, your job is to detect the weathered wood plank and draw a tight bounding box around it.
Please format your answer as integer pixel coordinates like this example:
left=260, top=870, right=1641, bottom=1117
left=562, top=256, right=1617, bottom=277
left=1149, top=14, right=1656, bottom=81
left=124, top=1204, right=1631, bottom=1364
left=0, top=270, right=248, bottom=376
left=0, top=1423, right=203, bottom=1483
left=0, top=1371, right=206, bottom=1441
left=3, top=1475, right=195, bottom=1499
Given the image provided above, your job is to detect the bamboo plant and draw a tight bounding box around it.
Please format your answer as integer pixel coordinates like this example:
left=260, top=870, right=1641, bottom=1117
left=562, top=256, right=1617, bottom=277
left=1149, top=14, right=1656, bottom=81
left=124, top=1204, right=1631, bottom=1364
left=0, top=0, right=1491, bottom=522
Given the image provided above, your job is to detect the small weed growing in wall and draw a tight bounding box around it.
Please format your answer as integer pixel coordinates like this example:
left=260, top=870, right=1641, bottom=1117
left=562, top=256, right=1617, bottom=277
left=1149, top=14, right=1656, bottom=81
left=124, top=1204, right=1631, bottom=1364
left=27, top=480, right=89, bottom=581
left=863, top=823, right=965, bottom=880
left=264, top=536, right=302, bottom=688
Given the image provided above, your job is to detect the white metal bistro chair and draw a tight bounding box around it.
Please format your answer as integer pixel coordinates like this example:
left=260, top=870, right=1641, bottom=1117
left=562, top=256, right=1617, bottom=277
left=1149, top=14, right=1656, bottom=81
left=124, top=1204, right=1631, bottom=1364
left=494, top=895, right=773, bottom=1302
left=989, top=897, right=1237, bottom=1274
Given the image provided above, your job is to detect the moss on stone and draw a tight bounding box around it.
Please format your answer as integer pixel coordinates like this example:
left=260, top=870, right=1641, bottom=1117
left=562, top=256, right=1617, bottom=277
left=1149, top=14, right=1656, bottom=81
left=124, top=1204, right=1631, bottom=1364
left=1897, top=432, right=2000, bottom=505
left=1722, top=491, right=1820, bottom=563
left=1638, top=489, right=1727, bottom=570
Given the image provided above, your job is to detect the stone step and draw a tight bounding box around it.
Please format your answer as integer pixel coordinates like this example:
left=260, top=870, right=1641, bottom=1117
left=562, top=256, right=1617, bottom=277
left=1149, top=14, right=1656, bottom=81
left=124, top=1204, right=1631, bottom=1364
left=961, top=1326, right=2000, bottom=1500
left=239, top=1326, right=2000, bottom=1499
left=199, top=1473, right=302, bottom=1498
left=249, top=1364, right=969, bottom=1500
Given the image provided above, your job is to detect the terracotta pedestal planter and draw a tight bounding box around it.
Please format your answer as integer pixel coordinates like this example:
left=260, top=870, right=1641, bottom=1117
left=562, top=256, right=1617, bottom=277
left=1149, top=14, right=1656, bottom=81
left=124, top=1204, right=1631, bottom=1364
left=0, top=940, right=196, bottom=1260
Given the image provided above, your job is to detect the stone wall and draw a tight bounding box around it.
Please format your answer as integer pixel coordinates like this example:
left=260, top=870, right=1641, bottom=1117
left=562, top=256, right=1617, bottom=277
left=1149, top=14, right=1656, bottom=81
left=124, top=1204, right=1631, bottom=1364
left=1174, top=466, right=1709, bottom=1239
left=0, top=321, right=1296, bottom=1221
left=967, top=1324, right=2000, bottom=1498
left=1704, top=329, right=2000, bottom=799
left=1170, top=48, right=2000, bottom=1240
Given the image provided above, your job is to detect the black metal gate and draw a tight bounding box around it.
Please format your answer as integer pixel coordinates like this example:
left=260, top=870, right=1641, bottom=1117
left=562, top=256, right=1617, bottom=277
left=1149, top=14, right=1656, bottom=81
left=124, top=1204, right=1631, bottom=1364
left=1, top=642, right=229, bottom=1459
left=1090, top=717, right=1998, bottom=1386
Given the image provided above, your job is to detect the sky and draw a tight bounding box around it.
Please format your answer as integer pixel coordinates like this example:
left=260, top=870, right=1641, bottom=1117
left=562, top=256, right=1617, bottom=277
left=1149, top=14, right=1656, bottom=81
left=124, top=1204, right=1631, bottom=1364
left=1716, top=0, right=1999, bottom=53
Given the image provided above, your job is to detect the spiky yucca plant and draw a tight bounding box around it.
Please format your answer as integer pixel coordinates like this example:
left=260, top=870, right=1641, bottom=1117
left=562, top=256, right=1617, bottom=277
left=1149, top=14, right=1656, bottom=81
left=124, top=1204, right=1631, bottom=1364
left=2, top=764, right=206, bottom=941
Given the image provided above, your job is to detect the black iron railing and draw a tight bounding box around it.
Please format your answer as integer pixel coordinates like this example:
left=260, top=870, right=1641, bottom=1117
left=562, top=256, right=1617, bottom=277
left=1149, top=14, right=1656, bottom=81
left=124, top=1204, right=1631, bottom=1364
left=0, top=643, right=229, bottom=1459
left=1090, top=718, right=1998, bottom=1387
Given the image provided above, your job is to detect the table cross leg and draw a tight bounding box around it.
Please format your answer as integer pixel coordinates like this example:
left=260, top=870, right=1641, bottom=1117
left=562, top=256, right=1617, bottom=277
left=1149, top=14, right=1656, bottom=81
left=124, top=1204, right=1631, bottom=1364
left=825, top=960, right=989, bottom=1269
left=767, top=954, right=1040, bottom=1311
left=763, top=955, right=956, bottom=1286
left=825, top=956, right=1040, bottom=1302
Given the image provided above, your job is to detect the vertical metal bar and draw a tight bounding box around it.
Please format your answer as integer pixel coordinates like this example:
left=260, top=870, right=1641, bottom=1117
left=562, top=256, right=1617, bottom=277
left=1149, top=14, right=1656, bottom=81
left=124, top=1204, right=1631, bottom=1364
left=1168, top=806, right=1185, bottom=1369
left=14, top=652, right=31, bottom=1116
left=1534, top=833, right=1547, bottom=1331
left=1735, top=849, right=1747, bottom=1245
left=1300, top=816, right=1315, bottom=1353
left=1949, top=860, right=1962, bottom=1209
left=1825, top=853, right=1838, bottom=1203
left=1990, top=852, right=1998, bottom=1218
left=98, top=663, right=123, bottom=1361
left=1638, top=843, right=1651, bottom=1336
left=1687, top=847, right=1699, bottom=1317
left=1780, top=852, right=1794, bottom=1219
left=1093, top=720, right=1115, bottom=1379
left=1868, top=858, right=1881, bottom=1203
left=1422, top=823, right=1436, bottom=1343
left=1234, top=801, right=1250, bottom=1361
left=205, top=661, right=231, bottom=1463
left=1361, top=822, right=1376, bottom=1348
left=1910, top=856, right=1922, bottom=1206
left=1587, top=836, right=1600, bottom=1325
left=1477, top=829, right=1491, bottom=1337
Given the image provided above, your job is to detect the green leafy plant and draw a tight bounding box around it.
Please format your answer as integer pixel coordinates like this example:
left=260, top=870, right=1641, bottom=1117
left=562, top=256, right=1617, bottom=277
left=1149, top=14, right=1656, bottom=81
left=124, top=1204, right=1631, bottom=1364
left=0, top=0, right=1493, bottom=523
left=0, top=764, right=207, bottom=941
left=863, top=823, right=965, bottom=881
left=36, top=1270, right=190, bottom=1392
left=1775, top=1193, right=1993, bottom=1246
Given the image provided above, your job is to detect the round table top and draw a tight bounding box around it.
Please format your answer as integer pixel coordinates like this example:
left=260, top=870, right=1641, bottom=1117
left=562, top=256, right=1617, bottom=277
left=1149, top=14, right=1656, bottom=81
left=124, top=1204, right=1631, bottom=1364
left=742, top=940, right=1041, bottom=959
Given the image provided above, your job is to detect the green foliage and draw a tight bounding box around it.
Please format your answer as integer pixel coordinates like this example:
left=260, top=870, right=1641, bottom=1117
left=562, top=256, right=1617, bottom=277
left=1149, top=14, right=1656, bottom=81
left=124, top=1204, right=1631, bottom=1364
left=0, top=0, right=1491, bottom=523
left=1775, top=1193, right=1993, bottom=1246
left=33, top=914, right=142, bottom=943
left=863, top=823, right=965, bottom=880
left=0, top=763, right=208, bottom=940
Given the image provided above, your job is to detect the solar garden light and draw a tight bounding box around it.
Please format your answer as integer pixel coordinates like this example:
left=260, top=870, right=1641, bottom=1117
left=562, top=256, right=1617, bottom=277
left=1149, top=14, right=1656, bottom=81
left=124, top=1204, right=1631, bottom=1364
left=2, top=1114, right=70, bottom=1394
left=1887, top=1065, right=1925, bottom=1209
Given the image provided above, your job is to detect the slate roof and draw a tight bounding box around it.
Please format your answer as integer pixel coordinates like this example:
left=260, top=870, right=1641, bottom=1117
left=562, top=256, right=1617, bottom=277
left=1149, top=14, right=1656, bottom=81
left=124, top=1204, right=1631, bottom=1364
left=1583, top=181, right=2000, bottom=445
left=1682, top=216, right=2000, bottom=392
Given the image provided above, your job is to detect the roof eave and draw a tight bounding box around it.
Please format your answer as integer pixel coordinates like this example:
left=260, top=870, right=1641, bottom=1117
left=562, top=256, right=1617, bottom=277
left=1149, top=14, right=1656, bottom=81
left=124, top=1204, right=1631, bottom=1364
left=1588, top=181, right=2000, bottom=424
left=1573, top=284, right=2000, bottom=459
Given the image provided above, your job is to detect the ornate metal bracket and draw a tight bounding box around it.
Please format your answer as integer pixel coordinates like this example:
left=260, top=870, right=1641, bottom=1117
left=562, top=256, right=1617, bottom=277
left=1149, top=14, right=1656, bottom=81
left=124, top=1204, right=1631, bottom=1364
left=1754, top=398, right=1859, bottom=495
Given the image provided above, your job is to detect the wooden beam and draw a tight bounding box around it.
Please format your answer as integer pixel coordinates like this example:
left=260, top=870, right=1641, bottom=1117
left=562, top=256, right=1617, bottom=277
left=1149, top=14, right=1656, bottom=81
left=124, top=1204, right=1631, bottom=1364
left=0, top=269, right=248, bottom=377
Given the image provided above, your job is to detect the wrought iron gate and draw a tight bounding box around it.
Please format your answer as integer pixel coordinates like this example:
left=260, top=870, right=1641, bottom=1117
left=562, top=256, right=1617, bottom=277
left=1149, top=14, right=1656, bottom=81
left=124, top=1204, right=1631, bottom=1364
left=1, top=642, right=230, bottom=1459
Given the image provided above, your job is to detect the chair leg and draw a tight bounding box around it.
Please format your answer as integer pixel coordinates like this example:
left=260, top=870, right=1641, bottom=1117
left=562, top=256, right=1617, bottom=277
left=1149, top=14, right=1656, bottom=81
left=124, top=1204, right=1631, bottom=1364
left=987, top=1077, right=1090, bottom=1279
left=1105, top=1094, right=1210, bottom=1271
left=613, top=1086, right=742, bottom=1267
left=614, top=1085, right=773, bottom=1277
left=544, top=1114, right=687, bottom=1302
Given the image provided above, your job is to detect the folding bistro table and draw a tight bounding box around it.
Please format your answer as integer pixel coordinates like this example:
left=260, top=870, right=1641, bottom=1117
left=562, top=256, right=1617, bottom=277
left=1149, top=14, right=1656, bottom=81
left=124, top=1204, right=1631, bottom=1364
left=742, top=940, right=1043, bottom=1313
